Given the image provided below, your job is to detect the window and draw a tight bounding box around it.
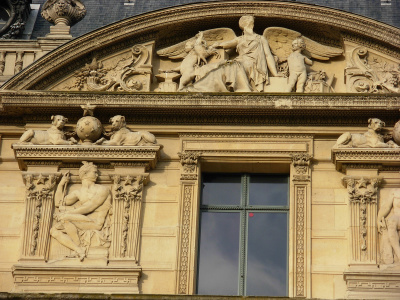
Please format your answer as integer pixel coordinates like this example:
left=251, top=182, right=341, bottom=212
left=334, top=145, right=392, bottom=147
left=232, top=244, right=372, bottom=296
left=196, top=173, right=289, bottom=296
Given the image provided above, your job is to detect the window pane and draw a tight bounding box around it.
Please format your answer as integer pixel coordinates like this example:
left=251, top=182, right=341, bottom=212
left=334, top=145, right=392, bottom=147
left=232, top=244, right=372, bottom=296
left=249, top=174, right=288, bottom=206
left=197, top=212, right=240, bottom=295
left=201, top=173, right=241, bottom=206
left=246, top=212, right=288, bottom=296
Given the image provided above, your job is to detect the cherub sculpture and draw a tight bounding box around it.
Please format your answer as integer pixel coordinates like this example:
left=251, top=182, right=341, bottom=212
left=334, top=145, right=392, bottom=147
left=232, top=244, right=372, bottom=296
left=285, top=37, right=313, bottom=92
left=157, top=17, right=343, bottom=93
left=158, top=31, right=222, bottom=90
left=18, top=115, right=77, bottom=145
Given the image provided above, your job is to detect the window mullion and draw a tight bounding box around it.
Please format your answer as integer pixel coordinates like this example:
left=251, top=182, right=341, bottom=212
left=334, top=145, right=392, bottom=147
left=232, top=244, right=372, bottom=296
left=239, top=174, right=249, bottom=295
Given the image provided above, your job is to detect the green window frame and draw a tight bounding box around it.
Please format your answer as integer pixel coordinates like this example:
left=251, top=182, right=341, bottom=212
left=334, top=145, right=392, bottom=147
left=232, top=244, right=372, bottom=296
left=196, top=173, right=289, bottom=296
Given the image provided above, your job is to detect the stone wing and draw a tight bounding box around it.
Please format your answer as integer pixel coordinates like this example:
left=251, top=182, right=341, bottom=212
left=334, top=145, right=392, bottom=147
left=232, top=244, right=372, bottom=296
left=157, top=28, right=236, bottom=60
left=264, top=27, right=343, bottom=61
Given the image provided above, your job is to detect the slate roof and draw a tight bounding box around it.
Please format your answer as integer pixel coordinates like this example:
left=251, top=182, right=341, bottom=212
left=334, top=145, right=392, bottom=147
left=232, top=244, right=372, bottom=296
left=30, top=0, right=400, bottom=39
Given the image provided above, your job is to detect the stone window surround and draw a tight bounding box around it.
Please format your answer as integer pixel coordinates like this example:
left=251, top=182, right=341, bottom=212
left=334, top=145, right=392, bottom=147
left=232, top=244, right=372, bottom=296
left=176, top=134, right=313, bottom=298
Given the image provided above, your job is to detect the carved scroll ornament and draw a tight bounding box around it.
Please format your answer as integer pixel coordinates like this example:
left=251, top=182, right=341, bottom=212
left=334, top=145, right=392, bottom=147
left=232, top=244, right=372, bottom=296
left=70, top=44, right=153, bottom=92
left=345, top=47, right=400, bottom=93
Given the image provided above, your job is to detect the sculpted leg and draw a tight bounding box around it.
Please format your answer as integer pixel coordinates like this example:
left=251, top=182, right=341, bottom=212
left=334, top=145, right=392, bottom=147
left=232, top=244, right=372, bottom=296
left=296, top=72, right=307, bottom=93
left=286, top=74, right=297, bottom=92
left=50, top=225, right=86, bottom=260
left=18, top=129, right=34, bottom=144
left=387, top=217, right=400, bottom=261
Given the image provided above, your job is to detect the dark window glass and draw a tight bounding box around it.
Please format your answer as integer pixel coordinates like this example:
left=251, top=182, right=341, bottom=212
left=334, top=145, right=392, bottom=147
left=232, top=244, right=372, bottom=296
left=197, top=212, right=240, bottom=295
left=197, top=173, right=289, bottom=296
left=246, top=212, right=288, bottom=296
left=249, top=174, right=288, bottom=206
left=201, top=173, right=241, bottom=206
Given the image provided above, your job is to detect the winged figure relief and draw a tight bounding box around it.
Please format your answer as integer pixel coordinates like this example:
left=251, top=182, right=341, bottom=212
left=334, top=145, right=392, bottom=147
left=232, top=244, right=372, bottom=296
left=157, top=16, right=343, bottom=93
left=157, top=28, right=236, bottom=90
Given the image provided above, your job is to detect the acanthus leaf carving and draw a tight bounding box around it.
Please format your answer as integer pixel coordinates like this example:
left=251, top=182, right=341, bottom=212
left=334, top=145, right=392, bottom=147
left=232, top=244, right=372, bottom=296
left=178, top=151, right=201, bottom=174
left=291, top=153, right=312, bottom=174
left=41, top=0, right=86, bottom=27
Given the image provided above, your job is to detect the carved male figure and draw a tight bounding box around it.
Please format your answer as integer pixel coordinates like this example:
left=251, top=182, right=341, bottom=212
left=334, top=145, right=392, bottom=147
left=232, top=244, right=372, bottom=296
left=286, top=37, right=313, bottom=93
left=378, top=186, right=400, bottom=264
left=95, top=115, right=157, bottom=146
left=18, top=115, right=77, bottom=145
left=334, top=118, right=399, bottom=148
left=50, top=162, right=112, bottom=260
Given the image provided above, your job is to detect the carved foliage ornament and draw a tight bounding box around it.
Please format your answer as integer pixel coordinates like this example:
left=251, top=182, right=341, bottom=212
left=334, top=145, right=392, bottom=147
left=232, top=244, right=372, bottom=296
left=178, top=151, right=201, bottom=174
left=111, top=174, right=145, bottom=260
left=23, top=173, right=59, bottom=258
left=70, top=44, right=152, bottom=92
left=0, top=0, right=31, bottom=39
left=345, top=47, right=400, bottom=93
left=291, top=153, right=312, bottom=174
left=41, top=0, right=86, bottom=26
left=344, top=177, right=381, bottom=253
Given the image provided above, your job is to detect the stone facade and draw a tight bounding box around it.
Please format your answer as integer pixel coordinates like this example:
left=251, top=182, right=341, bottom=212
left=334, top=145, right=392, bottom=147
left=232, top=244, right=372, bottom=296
left=1, top=1, right=400, bottom=299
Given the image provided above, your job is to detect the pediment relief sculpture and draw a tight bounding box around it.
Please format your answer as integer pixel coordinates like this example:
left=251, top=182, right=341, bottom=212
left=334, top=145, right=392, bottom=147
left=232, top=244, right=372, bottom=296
left=378, top=183, right=400, bottom=267
left=345, top=47, right=400, bottom=93
left=67, top=42, right=154, bottom=92
left=156, top=16, right=343, bottom=93
left=50, top=161, right=112, bottom=261
left=334, top=118, right=399, bottom=148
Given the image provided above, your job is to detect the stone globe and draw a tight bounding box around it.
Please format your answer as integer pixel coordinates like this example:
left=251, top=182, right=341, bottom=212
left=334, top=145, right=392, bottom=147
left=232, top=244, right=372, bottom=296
left=393, top=120, right=400, bottom=145
left=76, top=115, right=102, bottom=144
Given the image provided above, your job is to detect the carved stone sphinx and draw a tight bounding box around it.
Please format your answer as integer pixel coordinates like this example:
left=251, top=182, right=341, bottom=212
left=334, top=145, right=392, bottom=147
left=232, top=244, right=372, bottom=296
left=95, top=115, right=157, bottom=146
left=334, top=118, right=399, bottom=148
left=18, top=115, right=77, bottom=145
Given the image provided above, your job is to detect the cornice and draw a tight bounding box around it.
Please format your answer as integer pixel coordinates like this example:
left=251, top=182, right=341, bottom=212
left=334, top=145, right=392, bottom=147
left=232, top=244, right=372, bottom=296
left=12, top=144, right=162, bottom=171
left=2, top=1, right=400, bottom=90
left=332, top=148, right=400, bottom=172
left=1, top=90, right=400, bottom=112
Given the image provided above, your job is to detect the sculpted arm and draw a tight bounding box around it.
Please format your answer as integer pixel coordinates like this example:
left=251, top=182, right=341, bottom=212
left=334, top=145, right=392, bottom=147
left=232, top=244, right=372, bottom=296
left=67, top=190, right=111, bottom=215
left=261, top=36, right=278, bottom=76
left=305, top=56, right=313, bottom=66
left=217, top=37, right=239, bottom=49
left=54, top=173, right=78, bottom=207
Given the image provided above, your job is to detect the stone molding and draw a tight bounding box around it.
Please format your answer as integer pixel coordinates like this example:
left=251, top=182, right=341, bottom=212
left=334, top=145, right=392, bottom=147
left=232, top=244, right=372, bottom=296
left=1, top=1, right=400, bottom=90
left=12, top=265, right=141, bottom=293
left=12, top=144, right=162, bottom=171
left=332, top=148, right=400, bottom=172
left=344, top=271, right=400, bottom=299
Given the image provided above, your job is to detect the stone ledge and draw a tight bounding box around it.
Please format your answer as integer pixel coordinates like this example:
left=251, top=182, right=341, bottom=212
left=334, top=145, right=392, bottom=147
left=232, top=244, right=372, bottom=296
left=12, top=144, right=162, bottom=171
left=331, top=148, right=400, bottom=172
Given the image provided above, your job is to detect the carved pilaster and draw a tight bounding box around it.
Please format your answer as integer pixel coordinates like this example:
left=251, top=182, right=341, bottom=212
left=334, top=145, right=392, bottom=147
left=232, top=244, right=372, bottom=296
left=343, top=176, right=381, bottom=265
left=21, top=173, right=60, bottom=261
left=176, top=151, right=201, bottom=294
left=109, top=174, right=148, bottom=265
left=291, top=153, right=312, bottom=298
